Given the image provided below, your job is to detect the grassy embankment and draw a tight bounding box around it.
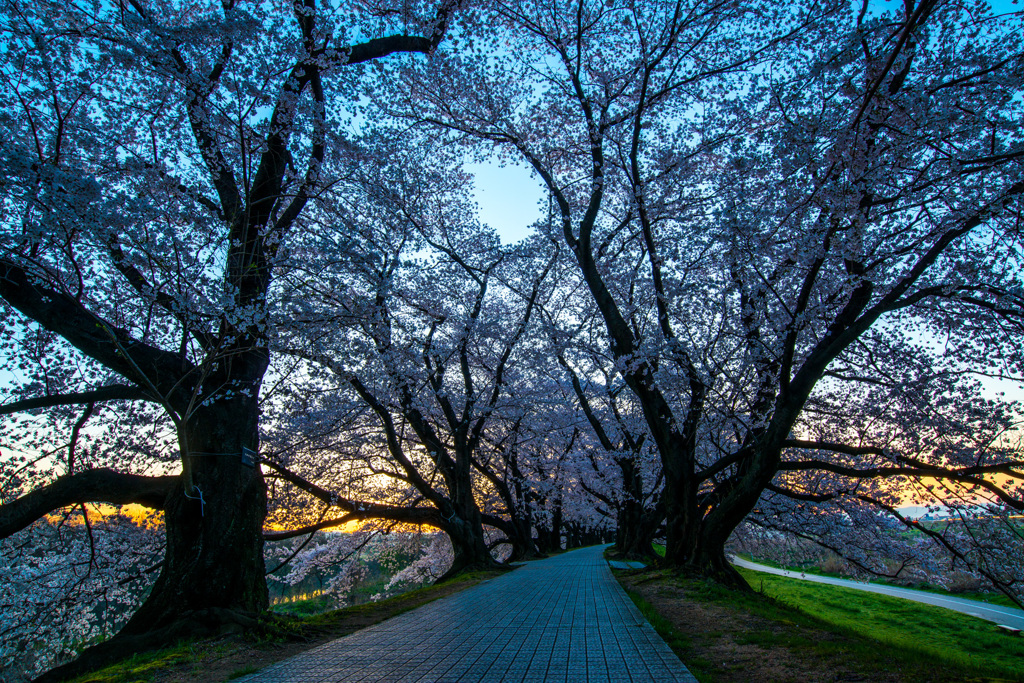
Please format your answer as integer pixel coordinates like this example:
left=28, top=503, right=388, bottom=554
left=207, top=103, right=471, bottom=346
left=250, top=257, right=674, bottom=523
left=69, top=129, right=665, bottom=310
left=615, top=545, right=1023, bottom=682
left=734, top=551, right=1020, bottom=610
left=65, top=570, right=505, bottom=683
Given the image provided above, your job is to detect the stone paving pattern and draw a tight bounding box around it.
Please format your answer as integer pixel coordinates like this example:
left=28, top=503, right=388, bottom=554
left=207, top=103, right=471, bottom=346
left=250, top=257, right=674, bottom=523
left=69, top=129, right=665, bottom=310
left=238, top=545, right=697, bottom=682
left=606, top=560, right=647, bottom=570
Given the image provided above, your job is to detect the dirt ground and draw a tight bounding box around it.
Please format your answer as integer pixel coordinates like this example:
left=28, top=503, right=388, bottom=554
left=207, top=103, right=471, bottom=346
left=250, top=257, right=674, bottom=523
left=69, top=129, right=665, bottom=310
left=615, top=569, right=1011, bottom=683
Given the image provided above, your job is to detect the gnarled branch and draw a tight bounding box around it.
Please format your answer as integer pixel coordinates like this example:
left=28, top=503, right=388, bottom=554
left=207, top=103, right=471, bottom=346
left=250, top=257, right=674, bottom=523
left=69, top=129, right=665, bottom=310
left=0, top=259, right=194, bottom=402
left=261, top=459, right=443, bottom=526
left=0, top=469, right=176, bottom=539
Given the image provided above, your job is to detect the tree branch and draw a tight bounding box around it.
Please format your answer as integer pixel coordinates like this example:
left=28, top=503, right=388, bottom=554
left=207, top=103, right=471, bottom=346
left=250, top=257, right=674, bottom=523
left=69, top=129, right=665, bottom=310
left=264, top=515, right=357, bottom=541
left=765, top=483, right=838, bottom=503
left=261, top=459, right=443, bottom=525
left=0, top=469, right=176, bottom=539
left=0, top=259, right=193, bottom=401
left=0, top=385, right=152, bottom=416
left=779, top=458, right=1024, bottom=510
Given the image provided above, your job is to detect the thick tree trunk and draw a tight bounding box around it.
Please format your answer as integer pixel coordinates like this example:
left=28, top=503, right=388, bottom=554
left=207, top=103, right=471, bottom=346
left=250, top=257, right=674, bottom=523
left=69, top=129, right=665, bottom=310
left=659, top=472, right=756, bottom=590
left=533, top=498, right=564, bottom=554
left=36, top=391, right=270, bottom=683
left=505, top=517, right=541, bottom=561
left=683, top=534, right=747, bottom=589
left=534, top=524, right=557, bottom=554
left=569, top=526, right=580, bottom=548
left=615, top=501, right=660, bottom=559
left=438, top=505, right=504, bottom=580
left=123, top=476, right=267, bottom=632
left=613, top=460, right=661, bottom=559
left=661, top=470, right=698, bottom=566
left=659, top=514, right=747, bottom=588
left=125, top=392, right=269, bottom=633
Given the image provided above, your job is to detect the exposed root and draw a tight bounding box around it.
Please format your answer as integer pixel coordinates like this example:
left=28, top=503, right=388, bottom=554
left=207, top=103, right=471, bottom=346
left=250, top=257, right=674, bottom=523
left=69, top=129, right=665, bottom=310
left=675, top=560, right=752, bottom=592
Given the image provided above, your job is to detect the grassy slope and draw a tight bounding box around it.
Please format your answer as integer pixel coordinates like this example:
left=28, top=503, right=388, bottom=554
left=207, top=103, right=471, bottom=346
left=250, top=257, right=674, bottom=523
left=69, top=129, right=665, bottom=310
left=625, top=574, right=1005, bottom=683
left=740, top=567, right=1024, bottom=679
left=733, top=552, right=1020, bottom=610
left=623, top=547, right=1022, bottom=682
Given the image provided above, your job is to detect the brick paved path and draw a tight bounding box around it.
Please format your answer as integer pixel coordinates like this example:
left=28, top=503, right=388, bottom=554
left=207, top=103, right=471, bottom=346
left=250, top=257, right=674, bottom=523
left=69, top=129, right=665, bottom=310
left=239, top=545, right=697, bottom=682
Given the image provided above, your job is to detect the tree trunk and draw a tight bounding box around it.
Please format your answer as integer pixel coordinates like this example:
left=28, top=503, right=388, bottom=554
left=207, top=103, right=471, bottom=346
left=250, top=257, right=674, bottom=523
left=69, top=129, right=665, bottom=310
left=565, top=523, right=585, bottom=549
left=682, top=533, right=747, bottom=589
left=658, top=468, right=757, bottom=590
left=615, top=500, right=660, bottom=559
left=661, top=469, right=698, bottom=566
left=505, top=517, right=541, bottom=561
left=505, top=483, right=540, bottom=561
left=533, top=498, right=564, bottom=554
left=658, top=513, right=747, bottom=588
left=438, top=505, right=503, bottom=580
left=126, top=389, right=269, bottom=632
left=613, top=460, right=661, bottom=559
left=35, top=393, right=269, bottom=683
left=534, top=519, right=557, bottom=554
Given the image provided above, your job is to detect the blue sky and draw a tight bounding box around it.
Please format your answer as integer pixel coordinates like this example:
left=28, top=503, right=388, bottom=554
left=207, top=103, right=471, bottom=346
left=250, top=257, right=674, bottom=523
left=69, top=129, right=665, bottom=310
left=466, top=160, right=545, bottom=244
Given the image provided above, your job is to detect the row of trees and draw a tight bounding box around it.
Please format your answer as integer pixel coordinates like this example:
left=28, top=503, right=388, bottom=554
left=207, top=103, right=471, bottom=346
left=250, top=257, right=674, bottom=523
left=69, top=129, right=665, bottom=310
left=1, top=0, right=1021, bottom=678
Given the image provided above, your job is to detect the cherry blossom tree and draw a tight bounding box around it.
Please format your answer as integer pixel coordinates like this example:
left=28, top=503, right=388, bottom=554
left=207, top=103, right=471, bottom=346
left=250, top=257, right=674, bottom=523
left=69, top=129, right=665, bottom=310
left=538, top=284, right=665, bottom=558
left=387, top=0, right=1023, bottom=589
left=554, top=347, right=665, bottom=559
left=0, top=0, right=462, bottom=673
left=2, top=6, right=1022, bottom=681
left=685, top=0, right=1024, bottom=600
left=0, top=511, right=164, bottom=681
left=385, top=0, right=843, bottom=581
left=257, top=136, right=559, bottom=574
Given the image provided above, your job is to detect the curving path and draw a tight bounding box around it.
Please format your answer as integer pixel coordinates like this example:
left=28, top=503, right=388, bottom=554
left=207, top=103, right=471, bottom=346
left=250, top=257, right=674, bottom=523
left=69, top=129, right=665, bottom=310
left=239, top=545, right=697, bottom=682
left=733, top=555, right=1024, bottom=630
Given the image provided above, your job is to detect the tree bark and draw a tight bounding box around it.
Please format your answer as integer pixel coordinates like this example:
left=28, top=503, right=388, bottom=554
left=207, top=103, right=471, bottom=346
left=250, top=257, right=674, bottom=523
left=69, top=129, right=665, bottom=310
left=123, top=392, right=270, bottom=634
left=612, top=457, right=662, bottom=560
left=681, top=534, right=747, bottom=589
left=505, top=516, right=541, bottom=561
left=438, top=505, right=504, bottom=580
left=615, top=501, right=661, bottom=560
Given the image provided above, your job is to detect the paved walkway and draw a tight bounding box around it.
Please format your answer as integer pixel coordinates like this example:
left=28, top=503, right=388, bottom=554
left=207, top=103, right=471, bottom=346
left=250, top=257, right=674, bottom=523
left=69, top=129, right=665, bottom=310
left=239, top=545, right=697, bottom=682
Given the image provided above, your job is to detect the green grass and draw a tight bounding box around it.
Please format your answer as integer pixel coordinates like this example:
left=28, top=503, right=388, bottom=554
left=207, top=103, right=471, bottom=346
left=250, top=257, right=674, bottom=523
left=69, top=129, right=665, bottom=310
left=735, top=552, right=1021, bottom=609
left=68, top=643, right=223, bottom=683
left=686, top=576, right=966, bottom=678
left=227, top=665, right=260, bottom=679
left=738, top=567, right=1024, bottom=681
left=271, top=593, right=335, bottom=616
left=635, top=544, right=1023, bottom=681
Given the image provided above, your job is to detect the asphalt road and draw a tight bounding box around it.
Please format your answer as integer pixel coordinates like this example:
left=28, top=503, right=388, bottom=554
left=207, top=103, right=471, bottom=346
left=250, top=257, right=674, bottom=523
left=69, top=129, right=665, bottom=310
left=732, top=556, right=1024, bottom=631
